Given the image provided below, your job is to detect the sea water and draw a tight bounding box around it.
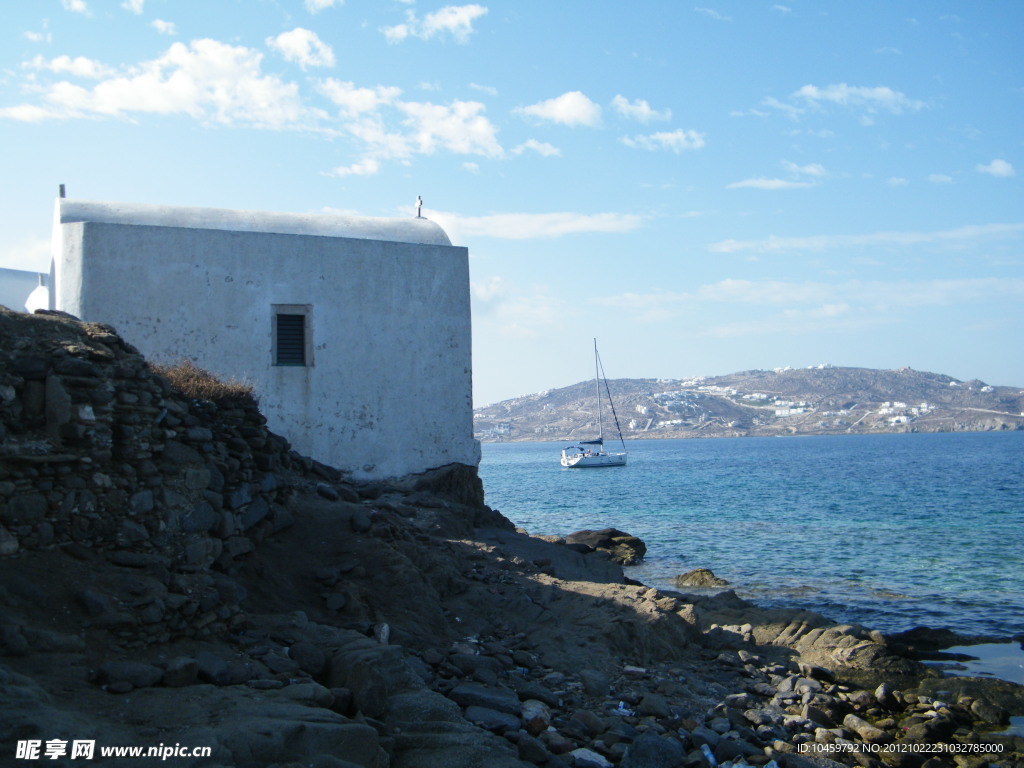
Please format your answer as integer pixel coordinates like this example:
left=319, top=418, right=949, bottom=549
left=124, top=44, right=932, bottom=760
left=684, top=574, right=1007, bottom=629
left=479, top=432, right=1024, bottom=639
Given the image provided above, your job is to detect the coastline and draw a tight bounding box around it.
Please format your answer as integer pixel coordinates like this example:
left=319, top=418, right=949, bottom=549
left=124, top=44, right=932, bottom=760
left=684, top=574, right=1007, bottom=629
left=479, top=435, right=1024, bottom=641
left=2, top=312, right=1022, bottom=767
left=3, top=472, right=1023, bottom=766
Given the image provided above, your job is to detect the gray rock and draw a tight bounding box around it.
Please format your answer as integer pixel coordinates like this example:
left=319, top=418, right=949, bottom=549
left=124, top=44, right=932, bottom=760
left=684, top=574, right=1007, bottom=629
left=206, top=463, right=225, bottom=492
left=184, top=467, right=211, bottom=490
left=316, top=483, right=340, bottom=501
left=448, top=682, right=521, bottom=714
left=350, top=509, right=372, bottom=533
left=129, top=489, right=154, bottom=515
left=875, top=681, right=900, bottom=709
left=689, top=725, right=720, bottom=749
left=579, top=668, right=609, bottom=697
left=161, top=440, right=204, bottom=466
left=78, top=588, right=117, bottom=617
left=240, top=497, right=269, bottom=530
left=517, top=733, right=552, bottom=764
left=843, top=713, right=891, bottom=744
left=181, top=500, right=219, bottom=533
left=45, top=375, right=73, bottom=437
left=325, top=592, right=347, bottom=612
left=713, top=737, right=762, bottom=763
left=465, top=704, right=520, bottom=732
left=637, top=692, right=670, bottom=718
left=564, top=528, right=646, bottom=565
left=569, top=709, right=606, bottom=737
left=569, top=747, right=613, bottom=768
left=290, top=641, right=326, bottom=677
left=196, top=651, right=232, bottom=685
left=509, top=676, right=561, bottom=707
left=225, top=484, right=253, bottom=510
left=218, top=712, right=380, bottom=768
left=0, top=524, right=19, bottom=555
left=4, top=493, right=48, bottom=524
left=621, top=733, right=685, bottom=768
left=971, top=697, right=1010, bottom=725
left=163, top=657, right=199, bottom=687
left=119, top=519, right=149, bottom=543
left=521, top=699, right=552, bottom=736
left=99, top=660, right=164, bottom=689
left=674, top=568, right=729, bottom=587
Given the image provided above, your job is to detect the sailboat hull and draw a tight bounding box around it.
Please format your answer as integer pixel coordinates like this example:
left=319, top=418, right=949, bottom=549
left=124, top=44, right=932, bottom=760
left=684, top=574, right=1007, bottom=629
left=561, top=452, right=628, bottom=468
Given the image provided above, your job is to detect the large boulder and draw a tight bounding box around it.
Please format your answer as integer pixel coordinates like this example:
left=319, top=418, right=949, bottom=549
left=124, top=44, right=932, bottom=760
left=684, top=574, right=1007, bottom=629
left=564, top=528, right=646, bottom=565
left=674, top=568, right=729, bottom=588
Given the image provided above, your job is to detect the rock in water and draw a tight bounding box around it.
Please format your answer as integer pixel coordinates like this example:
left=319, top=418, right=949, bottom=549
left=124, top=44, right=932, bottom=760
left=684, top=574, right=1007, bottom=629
left=674, top=568, right=729, bottom=587
left=564, top=528, right=647, bottom=565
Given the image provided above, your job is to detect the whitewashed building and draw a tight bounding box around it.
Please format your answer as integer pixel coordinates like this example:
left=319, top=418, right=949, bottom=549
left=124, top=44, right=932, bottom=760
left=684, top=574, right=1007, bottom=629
left=50, top=196, right=479, bottom=481
left=0, top=267, right=47, bottom=312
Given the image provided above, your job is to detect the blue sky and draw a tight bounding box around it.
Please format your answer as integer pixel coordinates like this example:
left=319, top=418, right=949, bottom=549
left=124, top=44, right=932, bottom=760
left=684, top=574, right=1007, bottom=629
left=1, top=1, right=1021, bottom=406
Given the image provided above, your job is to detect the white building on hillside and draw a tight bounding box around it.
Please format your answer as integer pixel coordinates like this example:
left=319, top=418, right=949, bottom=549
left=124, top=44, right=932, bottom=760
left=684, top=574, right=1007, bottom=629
left=50, top=195, right=479, bottom=481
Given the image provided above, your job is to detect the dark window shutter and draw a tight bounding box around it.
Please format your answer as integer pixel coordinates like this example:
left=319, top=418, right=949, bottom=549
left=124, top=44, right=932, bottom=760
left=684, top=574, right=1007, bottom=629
left=276, top=314, right=306, bottom=366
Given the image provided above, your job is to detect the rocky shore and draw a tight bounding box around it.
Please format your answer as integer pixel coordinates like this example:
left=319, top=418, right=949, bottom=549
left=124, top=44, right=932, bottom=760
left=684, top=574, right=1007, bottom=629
left=1, top=306, right=1022, bottom=768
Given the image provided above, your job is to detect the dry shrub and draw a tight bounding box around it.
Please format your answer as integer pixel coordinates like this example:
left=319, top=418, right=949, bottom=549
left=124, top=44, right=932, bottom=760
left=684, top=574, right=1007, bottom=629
left=151, top=359, right=256, bottom=406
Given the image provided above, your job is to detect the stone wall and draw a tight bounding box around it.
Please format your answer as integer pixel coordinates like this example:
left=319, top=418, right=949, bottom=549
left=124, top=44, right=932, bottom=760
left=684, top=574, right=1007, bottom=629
left=0, top=306, right=309, bottom=637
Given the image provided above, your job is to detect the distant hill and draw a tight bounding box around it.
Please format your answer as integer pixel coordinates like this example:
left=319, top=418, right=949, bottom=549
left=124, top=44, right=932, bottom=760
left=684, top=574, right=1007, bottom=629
left=474, top=365, right=1024, bottom=442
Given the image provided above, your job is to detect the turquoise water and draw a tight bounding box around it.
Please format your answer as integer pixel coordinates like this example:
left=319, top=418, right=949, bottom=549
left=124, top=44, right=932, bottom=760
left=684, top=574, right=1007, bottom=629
left=479, top=432, right=1024, bottom=637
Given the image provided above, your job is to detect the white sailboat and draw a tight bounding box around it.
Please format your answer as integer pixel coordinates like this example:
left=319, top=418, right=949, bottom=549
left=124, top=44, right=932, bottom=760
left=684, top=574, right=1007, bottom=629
left=560, top=339, right=628, bottom=468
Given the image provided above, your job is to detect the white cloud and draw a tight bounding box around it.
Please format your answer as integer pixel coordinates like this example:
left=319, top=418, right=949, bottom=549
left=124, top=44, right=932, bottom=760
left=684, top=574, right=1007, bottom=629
left=469, top=82, right=497, bottom=96
left=318, top=79, right=401, bottom=116
left=611, top=95, right=671, bottom=123
left=122, top=0, right=144, bottom=14
left=887, top=177, right=908, bottom=186
left=482, top=287, right=568, bottom=338
left=151, top=19, right=176, bottom=35
left=432, top=211, right=644, bottom=241
left=793, top=83, right=925, bottom=114
left=383, top=4, right=488, bottom=43
left=622, top=129, right=705, bottom=152
left=782, top=160, right=827, bottom=177
left=305, top=0, right=343, bottom=12
left=771, top=4, right=792, bottom=13
left=594, top=276, right=1024, bottom=336
left=976, top=158, right=1015, bottom=177
left=0, top=39, right=316, bottom=129
left=471, top=275, right=507, bottom=303
left=24, top=29, right=53, bottom=43
left=695, top=8, right=731, bottom=22
left=267, top=28, right=336, bottom=69
left=512, top=139, right=561, bottom=157
left=515, top=91, right=601, bottom=127
left=329, top=158, right=380, bottom=177
left=320, top=90, right=503, bottom=169
left=761, top=96, right=804, bottom=120
left=462, top=161, right=480, bottom=173
left=709, top=223, right=1024, bottom=254
left=726, top=178, right=815, bottom=190
left=928, top=173, right=953, bottom=184
left=61, top=0, right=89, bottom=14
left=399, top=99, right=502, bottom=157
left=24, top=55, right=115, bottom=79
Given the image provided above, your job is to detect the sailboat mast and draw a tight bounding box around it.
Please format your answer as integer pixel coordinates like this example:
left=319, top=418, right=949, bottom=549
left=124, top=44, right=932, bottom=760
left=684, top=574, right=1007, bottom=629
left=594, top=337, right=604, bottom=442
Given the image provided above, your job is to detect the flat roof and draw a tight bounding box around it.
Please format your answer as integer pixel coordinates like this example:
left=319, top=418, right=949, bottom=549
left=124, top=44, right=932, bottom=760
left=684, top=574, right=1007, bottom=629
left=57, top=199, right=454, bottom=247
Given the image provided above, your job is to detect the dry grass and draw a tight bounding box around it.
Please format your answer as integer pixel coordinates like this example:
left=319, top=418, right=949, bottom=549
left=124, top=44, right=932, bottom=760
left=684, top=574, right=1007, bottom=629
left=151, top=359, right=256, bottom=406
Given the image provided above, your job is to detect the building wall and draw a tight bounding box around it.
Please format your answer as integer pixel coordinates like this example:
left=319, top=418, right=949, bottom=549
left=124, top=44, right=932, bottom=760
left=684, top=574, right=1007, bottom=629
left=0, top=267, right=44, bottom=312
left=53, top=200, right=478, bottom=480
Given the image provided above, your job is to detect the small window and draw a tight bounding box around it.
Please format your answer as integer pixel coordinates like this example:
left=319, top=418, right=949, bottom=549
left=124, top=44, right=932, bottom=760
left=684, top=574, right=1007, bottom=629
left=273, top=305, right=312, bottom=367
